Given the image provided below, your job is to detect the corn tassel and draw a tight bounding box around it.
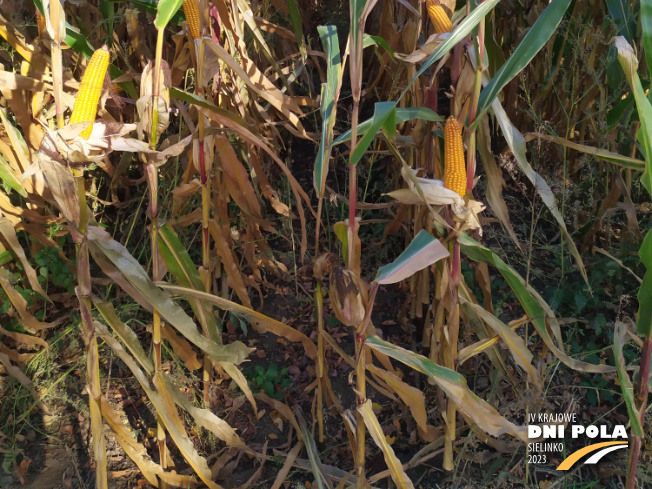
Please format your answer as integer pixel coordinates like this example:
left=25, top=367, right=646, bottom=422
left=183, top=0, right=201, bottom=40
left=444, top=116, right=466, bottom=197
left=427, top=0, right=452, bottom=33
left=69, top=46, right=109, bottom=139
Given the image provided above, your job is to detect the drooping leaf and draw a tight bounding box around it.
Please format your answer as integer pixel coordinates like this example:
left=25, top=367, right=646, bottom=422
left=459, top=285, right=541, bottom=390
left=376, top=230, right=449, bottom=285
left=157, top=284, right=318, bottom=360
left=95, top=321, right=221, bottom=489
left=458, top=233, right=615, bottom=373
left=490, top=98, right=588, bottom=286
left=613, top=322, right=644, bottom=437
left=365, top=336, right=529, bottom=442
left=87, top=226, right=252, bottom=364
left=523, top=132, right=645, bottom=171
left=102, top=399, right=197, bottom=488
left=358, top=400, right=415, bottom=489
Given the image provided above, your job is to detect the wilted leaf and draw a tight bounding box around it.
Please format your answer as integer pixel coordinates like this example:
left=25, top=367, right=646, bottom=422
left=358, top=400, right=415, bottom=489
left=95, top=321, right=221, bottom=489
left=367, top=365, right=436, bottom=441
left=88, top=226, right=252, bottom=364
left=365, top=336, right=529, bottom=442
left=459, top=285, right=540, bottom=390
left=158, top=284, right=318, bottom=360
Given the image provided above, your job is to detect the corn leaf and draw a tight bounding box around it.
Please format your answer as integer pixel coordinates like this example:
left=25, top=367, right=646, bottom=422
left=613, top=322, right=644, bottom=437
left=358, top=400, right=415, bottom=489
left=643, top=0, right=652, bottom=79
left=154, top=0, right=185, bottom=29
left=333, top=107, right=441, bottom=146
left=296, top=407, right=333, bottom=489
left=365, top=336, right=529, bottom=442
left=101, top=399, right=197, bottom=488
left=404, top=0, right=500, bottom=95
left=158, top=223, right=222, bottom=341
left=523, top=133, right=645, bottom=171
left=158, top=284, right=318, bottom=360
left=350, top=101, right=396, bottom=165
left=614, top=36, right=652, bottom=337
left=489, top=97, right=588, bottom=286
left=87, top=226, right=252, bottom=364
left=0, top=218, right=48, bottom=299
left=376, top=230, right=449, bottom=285
left=604, top=0, right=637, bottom=43
left=0, top=154, right=26, bottom=197
left=473, top=0, right=572, bottom=126
left=367, top=365, right=436, bottom=441
left=458, top=232, right=615, bottom=373
left=315, top=25, right=342, bottom=197
left=95, top=321, right=221, bottom=489
left=459, top=286, right=541, bottom=390
left=286, top=0, right=306, bottom=57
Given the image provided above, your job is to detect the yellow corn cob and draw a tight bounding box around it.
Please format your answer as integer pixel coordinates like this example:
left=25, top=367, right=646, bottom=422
left=444, top=116, right=466, bottom=197
left=69, top=46, right=109, bottom=139
left=183, top=0, right=200, bottom=39
left=427, top=0, right=452, bottom=33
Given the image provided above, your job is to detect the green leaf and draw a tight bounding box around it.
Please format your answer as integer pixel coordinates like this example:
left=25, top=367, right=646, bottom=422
left=403, top=0, right=500, bottom=97
left=637, top=231, right=652, bottom=337
left=315, top=25, right=342, bottom=197
left=154, top=0, right=185, bottom=30
left=376, top=230, right=449, bottom=285
left=87, top=226, right=252, bottom=364
left=364, top=34, right=395, bottom=60
left=613, top=322, right=644, bottom=436
left=332, top=107, right=442, bottom=146
left=286, top=0, right=306, bottom=57
left=158, top=223, right=221, bottom=342
left=350, top=101, right=397, bottom=165
left=458, top=233, right=615, bottom=373
left=604, top=0, right=637, bottom=43
left=473, top=0, right=572, bottom=127
left=0, top=153, right=27, bottom=197
left=643, top=0, right=652, bottom=79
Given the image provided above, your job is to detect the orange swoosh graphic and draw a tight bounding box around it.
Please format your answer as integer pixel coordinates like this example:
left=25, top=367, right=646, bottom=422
left=556, top=441, right=628, bottom=470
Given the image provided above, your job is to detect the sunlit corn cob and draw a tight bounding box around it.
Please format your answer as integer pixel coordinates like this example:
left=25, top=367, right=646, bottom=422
left=69, top=46, right=109, bottom=139
left=183, top=0, right=201, bottom=39
left=444, top=116, right=466, bottom=197
left=426, top=0, right=452, bottom=33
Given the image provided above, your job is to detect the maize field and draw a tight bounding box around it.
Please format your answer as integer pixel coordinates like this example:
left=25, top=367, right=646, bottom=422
left=0, top=0, right=650, bottom=488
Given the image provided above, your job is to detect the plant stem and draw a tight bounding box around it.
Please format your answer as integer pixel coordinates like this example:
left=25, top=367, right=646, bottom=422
left=355, top=282, right=379, bottom=487
left=149, top=26, right=166, bottom=479
left=49, top=0, right=64, bottom=130
left=627, top=335, right=652, bottom=489
left=73, top=170, right=107, bottom=489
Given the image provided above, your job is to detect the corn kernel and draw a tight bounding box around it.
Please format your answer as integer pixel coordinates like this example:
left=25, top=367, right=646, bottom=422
left=69, top=46, right=110, bottom=139
left=444, top=116, right=466, bottom=197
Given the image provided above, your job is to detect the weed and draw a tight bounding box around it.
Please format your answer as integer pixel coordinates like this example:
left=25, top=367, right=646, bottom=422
left=243, top=363, right=291, bottom=400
